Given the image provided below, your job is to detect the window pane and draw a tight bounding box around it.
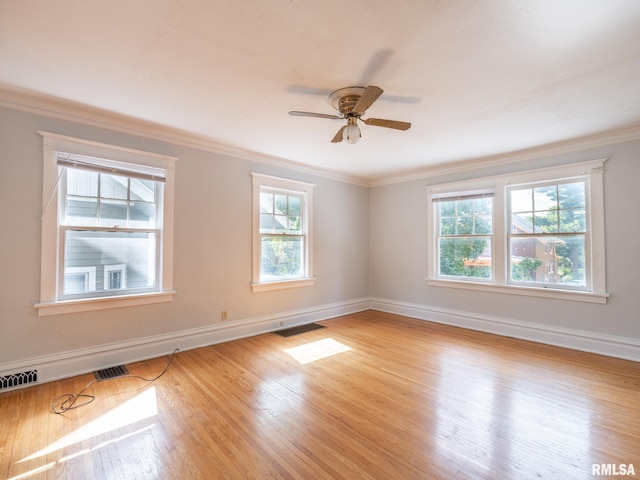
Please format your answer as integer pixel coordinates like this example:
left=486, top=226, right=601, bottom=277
left=475, top=215, right=492, bottom=234
left=260, top=236, right=303, bottom=280
left=559, top=182, right=585, bottom=209
left=475, top=197, right=492, bottom=215
left=511, top=212, right=533, bottom=234
left=559, top=208, right=585, bottom=233
left=130, top=202, right=156, bottom=228
left=101, top=173, right=128, bottom=200
left=457, top=200, right=473, bottom=216
left=63, top=230, right=157, bottom=295
left=534, top=185, right=556, bottom=211
left=534, top=211, right=558, bottom=233
left=65, top=196, right=98, bottom=226
left=67, top=169, right=98, bottom=197
left=439, top=237, right=492, bottom=279
left=130, top=178, right=156, bottom=202
left=260, top=192, right=273, bottom=213
left=288, top=215, right=302, bottom=232
left=260, top=213, right=274, bottom=232
left=99, top=199, right=128, bottom=227
left=288, top=196, right=301, bottom=216
left=275, top=194, right=288, bottom=214
left=510, top=235, right=585, bottom=286
left=456, top=216, right=473, bottom=235
left=274, top=215, right=288, bottom=231
left=440, top=217, right=456, bottom=235
left=440, top=201, right=455, bottom=217
left=510, top=188, right=532, bottom=213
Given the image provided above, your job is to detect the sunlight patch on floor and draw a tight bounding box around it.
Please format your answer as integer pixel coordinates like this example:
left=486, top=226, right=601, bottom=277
left=7, top=462, right=56, bottom=480
left=19, top=386, right=158, bottom=463
left=284, top=338, right=351, bottom=364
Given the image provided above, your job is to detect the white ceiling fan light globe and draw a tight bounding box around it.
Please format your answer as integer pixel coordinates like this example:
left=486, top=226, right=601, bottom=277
left=343, top=124, right=361, bottom=144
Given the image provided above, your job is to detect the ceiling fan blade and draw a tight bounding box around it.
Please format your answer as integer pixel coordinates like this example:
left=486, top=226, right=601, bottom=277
left=289, top=111, right=342, bottom=120
left=362, top=117, right=411, bottom=131
left=331, top=126, right=346, bottom=143
left=352, top=86, right=384, bottom=115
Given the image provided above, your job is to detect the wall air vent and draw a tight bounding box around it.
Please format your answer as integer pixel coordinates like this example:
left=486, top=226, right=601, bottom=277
left=94, top=365, right=129, bottom=380
left=0, top=370, right=38, bottom=391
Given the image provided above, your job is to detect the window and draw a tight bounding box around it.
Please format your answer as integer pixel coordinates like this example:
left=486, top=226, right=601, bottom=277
left=434, top=190, right=494, bottom=280
left=427, top=159, right=607, bottom=303
left=64, top=266, right=96, bottom=294
left=251, top=173, right=314, bottom=292
left=104, top=264, right=127, bottom=290
left=36, top=132, right=177, bottom=316
left=508, top=180, right=586, bottom=288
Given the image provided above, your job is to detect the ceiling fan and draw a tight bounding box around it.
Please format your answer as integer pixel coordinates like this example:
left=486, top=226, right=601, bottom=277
left=289, top=85, right=411, bottom=144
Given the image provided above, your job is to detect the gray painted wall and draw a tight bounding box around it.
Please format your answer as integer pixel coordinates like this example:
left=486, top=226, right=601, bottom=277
left=0, top=107, right=370, bottom=365
left=369, top=139, right=640, bottom=340
left=1, top=103, right=638, bottom=370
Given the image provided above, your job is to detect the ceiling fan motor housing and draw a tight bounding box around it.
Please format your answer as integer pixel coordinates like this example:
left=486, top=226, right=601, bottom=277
left=338, top=95, right=362, bottom=116
left=329, top=86, right=367, bottom=117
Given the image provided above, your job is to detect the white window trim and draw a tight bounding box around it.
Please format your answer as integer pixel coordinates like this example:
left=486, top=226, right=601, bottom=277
left=251, top=173, right=315, bottom=292
left=426, top=159, right=608, bottom=304
left=64, top=266, right=97, bottom=292
left=35, top=132, right=178, bottom=316
left=104, top=264, right=127, bottom=290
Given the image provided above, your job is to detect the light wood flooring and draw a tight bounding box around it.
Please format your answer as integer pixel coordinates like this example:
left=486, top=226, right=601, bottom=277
left=1, top=310, right=640, bottom=479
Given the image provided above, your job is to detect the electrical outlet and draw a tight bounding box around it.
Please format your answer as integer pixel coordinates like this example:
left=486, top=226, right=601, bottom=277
left=221, top=310, right=228, bottom=321
left=279, top=320, right=284, bottom=326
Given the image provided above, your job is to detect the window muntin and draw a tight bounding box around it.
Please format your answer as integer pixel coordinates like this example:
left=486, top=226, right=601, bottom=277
left=436, top=195, right=493, bottom=280
left=508, top=181, right=587, bottom=289
left=251, top=173, right=314, bottom=292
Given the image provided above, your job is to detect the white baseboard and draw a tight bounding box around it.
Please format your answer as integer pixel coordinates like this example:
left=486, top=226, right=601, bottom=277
left=0, top=298, right=370, bottom=391
left=370, top=297, right=640, bottom=362
left=3, top=296, right=638, bottom=392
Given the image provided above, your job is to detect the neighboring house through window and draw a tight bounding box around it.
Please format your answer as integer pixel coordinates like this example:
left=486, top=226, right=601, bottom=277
left=427, top=159, right=607, bottom=303
left=251, top=173, right=314, bottom=292
left=36, top=132, right=177, bottom=316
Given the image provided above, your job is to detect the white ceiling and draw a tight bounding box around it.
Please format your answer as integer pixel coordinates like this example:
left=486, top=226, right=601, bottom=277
left=2, top=0, right=640, bottom=182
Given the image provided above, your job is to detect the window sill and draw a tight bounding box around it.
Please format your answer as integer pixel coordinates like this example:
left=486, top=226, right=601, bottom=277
left=252, top=278, right=315, bottom=293
left=34, top=291, right=176, bottom=316
left=427, top=279, right=609, bottom=304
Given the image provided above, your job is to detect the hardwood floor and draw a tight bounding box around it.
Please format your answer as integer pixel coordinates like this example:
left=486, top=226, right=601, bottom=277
left=1, top=310, right=639, bottom=479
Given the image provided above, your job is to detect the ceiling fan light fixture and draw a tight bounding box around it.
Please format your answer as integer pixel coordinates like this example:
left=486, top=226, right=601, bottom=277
left=343, top=121, right=361, bottom=144
left=290, top=85, right=411, bottom=143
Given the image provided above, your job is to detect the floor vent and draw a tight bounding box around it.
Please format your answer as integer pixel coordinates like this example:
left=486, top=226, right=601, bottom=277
left=0, top=370, right=38, bottom=391
left=94, top=365, right=129, bottom=380
left=274, top=323, right=327, bottom=337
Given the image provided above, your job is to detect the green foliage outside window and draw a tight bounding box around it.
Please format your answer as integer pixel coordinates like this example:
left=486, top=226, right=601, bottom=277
left=438, top=197, right=492, bottom=278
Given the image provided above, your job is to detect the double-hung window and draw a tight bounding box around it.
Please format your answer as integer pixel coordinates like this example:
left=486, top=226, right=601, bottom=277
left=427, top=159, right=607, bottom=303
left=251, top=173, right=314, bottom=292
left=508, top=180, right=587, bottom=288
left=36, top=132, right=177, bottom=315
left=434, top=190, right=494, bottom=280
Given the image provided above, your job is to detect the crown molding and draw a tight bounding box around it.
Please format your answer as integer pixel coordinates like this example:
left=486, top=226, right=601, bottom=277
left=0, top=85, right=369, bottom=187
left=3, top=85, right=639, bottom=190
left=368, top=124, right=640, bottom=187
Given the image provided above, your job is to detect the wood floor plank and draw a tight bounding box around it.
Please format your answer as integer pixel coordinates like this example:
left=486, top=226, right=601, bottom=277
left=1, top=311, right=640, bottom=479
